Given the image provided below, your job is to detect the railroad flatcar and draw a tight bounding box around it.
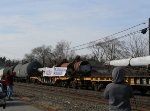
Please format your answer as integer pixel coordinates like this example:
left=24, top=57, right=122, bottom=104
left=34, top=60, right=92, bottom=86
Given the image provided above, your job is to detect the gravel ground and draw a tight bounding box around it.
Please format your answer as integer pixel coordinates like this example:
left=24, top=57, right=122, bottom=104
left=13, top=83, right=150, bottom=111
left=13, top=85, right=109, bottom=111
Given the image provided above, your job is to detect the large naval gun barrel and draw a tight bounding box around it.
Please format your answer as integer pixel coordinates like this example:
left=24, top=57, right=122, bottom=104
left=107, top=56, right=150, bottom=67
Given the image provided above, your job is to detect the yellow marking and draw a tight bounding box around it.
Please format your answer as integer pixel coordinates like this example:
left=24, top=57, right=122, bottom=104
left=30, top=77, right=42, bottom=82
left=130, top=78, right=135, bottom=85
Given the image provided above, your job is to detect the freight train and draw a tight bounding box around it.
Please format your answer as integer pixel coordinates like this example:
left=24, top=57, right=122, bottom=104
left=0, top=56, right=150, bottom=94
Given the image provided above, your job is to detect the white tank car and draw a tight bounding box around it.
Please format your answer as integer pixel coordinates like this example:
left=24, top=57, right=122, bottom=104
left=0, top=68, right=4, bottom=80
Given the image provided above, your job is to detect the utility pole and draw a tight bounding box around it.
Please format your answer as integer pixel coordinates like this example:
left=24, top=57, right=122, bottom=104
left=149, top=18, right=150, bottom=55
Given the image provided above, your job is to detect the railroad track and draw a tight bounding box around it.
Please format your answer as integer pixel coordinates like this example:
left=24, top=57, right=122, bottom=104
left=14, top=83, right=107, bottom=104
left=14, top=82, right=150, bottom=111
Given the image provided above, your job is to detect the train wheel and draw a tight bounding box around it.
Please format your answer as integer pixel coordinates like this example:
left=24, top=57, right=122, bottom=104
left=92, top=83, right=102, bottom=91
left=93, top=84, right=98, bottom=91
left=140, top=90, right=147, bottom=96
left=70, top=81, right=78, bottom=89
left=54, top=80, right=62, bottom=87
left=61, top=81, right=68, bottom=88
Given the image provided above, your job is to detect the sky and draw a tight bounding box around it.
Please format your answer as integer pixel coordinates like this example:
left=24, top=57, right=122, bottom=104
left=0, top=0, right=150, bottom=60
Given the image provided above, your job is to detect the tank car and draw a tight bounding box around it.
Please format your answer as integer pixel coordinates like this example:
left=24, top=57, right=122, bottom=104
left=13, top=61, right=42, bottom=82
left=3, top=66, right=15, bottom=76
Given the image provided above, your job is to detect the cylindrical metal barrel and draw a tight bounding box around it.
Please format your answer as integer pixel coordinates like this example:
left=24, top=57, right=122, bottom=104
left=14, top=61, right=42, bottom=78
left=130, top=56, right=150, bottom=66
left=109, top=58, right=131, bottom=66
left=13, top=64, right=22, bottom=77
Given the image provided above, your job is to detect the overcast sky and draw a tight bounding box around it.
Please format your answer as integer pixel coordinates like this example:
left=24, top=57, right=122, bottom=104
left=0, top=0, right=150, bottom=60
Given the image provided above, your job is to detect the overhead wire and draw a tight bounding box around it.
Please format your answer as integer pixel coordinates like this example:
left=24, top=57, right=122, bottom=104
left=69, top=27, right=148, bottom=51
left=67, top=22, right=146, bottom=51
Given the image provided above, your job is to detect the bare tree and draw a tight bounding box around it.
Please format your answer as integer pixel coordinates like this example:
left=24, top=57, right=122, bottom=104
left=89, top=37, right=130, bottom=62
left=24, top=53, right=35, bottom=62
left=24, top=45, right=53, bottom=66
left=24, top=40, right=75, bottom=66
left=89, top=41, right=105, bottom=62
left=53, top=40, right=75, bottom=63
left=126, top=34, right=148, bottom=57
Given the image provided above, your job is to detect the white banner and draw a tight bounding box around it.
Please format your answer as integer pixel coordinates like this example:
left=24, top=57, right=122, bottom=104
left=43, top=67, right=54, bottom=76
left=42, top=67, right=67, bottom=77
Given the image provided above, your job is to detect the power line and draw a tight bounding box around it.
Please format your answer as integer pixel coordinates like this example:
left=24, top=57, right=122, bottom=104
left=70, top=27, right=148, bottom=51
left=67, top=22, right=146, bottom=50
